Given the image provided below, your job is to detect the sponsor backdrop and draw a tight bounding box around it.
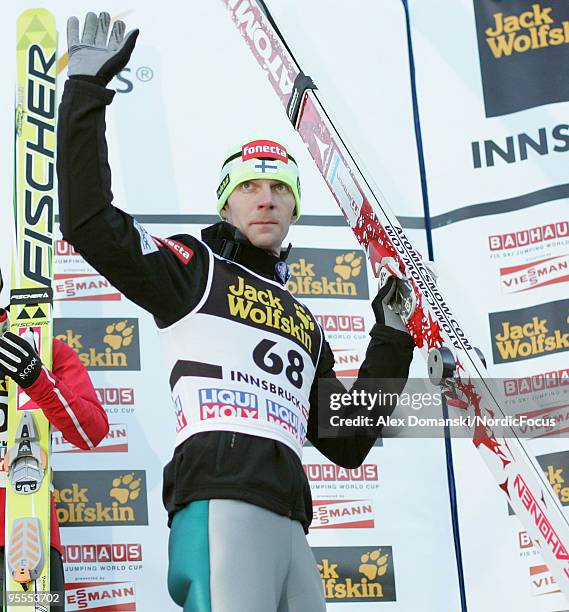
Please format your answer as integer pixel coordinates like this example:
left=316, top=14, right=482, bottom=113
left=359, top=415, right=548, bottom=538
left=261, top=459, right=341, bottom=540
left=2, top=0, right=567, bottom=610
left=409, top=0, right=569, bottom=609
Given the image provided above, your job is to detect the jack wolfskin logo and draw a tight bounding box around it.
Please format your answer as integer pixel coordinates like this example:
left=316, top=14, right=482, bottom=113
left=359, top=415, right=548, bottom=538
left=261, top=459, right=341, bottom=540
left=312, top=546, right=396, bottom=602
left=54, top=318, right=140, bottom=371
left=474, top=0, right=569, bottom=116
left=489, top=299, right=569, bottom=363
left=286, top=249, right=368, bottom=300
left=54, top=470, right=148, bottom=527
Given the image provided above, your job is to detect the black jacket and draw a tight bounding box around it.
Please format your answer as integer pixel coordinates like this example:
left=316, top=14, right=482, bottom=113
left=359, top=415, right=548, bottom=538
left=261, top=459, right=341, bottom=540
left=56, top=77, right=415, bottom=531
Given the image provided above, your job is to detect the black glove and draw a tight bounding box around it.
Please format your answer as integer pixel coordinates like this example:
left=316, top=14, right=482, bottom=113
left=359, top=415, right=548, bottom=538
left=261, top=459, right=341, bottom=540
left=67, top=12, right=139, bottom=86
left=0, top=331, right=43, bottom=389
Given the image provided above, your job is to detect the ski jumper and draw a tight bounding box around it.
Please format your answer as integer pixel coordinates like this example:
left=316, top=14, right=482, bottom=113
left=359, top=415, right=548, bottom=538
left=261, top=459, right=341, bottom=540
left=57, top=76, right=415, bottom=611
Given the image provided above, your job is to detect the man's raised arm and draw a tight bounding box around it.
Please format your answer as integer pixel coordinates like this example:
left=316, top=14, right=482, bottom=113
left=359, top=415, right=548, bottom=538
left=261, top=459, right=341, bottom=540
left=57, top=12, right=207, bottom=326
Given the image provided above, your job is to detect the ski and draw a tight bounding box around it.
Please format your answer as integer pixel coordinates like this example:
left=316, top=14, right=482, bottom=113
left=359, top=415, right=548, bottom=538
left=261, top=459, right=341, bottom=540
left=222, top=0, right=569, bottom=600
left=5, top=9, right=57, bottom=611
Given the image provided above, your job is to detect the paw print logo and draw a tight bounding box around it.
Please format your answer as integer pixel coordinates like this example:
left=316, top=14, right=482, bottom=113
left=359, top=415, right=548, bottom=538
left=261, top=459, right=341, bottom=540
left=110, top=473, right=142, bottom=504
left=103, top=320, right=135, bottom=350
left=294, top=303, right=315, bottom=331
left=358, top=548, right=389, bottom=580
left=334, top=252, right=362, bottom=280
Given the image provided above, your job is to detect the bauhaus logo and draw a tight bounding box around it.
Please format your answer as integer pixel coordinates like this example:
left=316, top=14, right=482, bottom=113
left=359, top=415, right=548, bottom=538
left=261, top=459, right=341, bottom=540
left=474, top=1, right=569, bottom=116
left=312, top=546, right=396, bottom=602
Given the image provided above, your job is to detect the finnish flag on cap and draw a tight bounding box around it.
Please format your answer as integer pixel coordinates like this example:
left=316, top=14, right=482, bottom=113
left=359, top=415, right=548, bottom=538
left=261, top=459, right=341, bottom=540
left=255, top=159, right=279, bottom=174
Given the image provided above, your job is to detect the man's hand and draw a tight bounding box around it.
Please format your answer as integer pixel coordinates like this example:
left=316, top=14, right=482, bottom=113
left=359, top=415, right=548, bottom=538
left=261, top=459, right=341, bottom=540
left=372, top=257, right=413, bottom=332
left=0, top=331, right=43, bottom=389
left=67, top=12, right=139, bottom=86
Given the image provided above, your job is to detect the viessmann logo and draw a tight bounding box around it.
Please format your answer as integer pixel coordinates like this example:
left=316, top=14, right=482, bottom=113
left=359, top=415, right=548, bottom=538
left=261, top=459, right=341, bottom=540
left=312, top=546, right=396, bottom=602
left=54, top=239, right=121, bottom=301
left=312, top=499, right=375, bottom=529
left=66, top=581, right=136, bottom=611
left=500, top=255, right=569, bottom=293
left=286, top=249, right=369, bottom=300
left=52, top=423, right=128, bottom=453
left=474, top=1, right=569, bottom=116
left=489, top=299, right=569, bottom=363
left=54, top=318, right=140, bottom=370
left=54, top=470, right=148, bottom=527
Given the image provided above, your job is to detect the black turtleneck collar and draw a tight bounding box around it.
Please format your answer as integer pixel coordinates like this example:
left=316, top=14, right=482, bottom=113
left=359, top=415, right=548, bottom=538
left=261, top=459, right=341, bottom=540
left=201, top=221, right=291, bottom=285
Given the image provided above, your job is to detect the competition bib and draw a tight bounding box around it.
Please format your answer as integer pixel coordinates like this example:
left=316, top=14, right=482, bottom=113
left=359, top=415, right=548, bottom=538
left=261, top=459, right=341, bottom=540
left=159, top=243, right=322, bottom=459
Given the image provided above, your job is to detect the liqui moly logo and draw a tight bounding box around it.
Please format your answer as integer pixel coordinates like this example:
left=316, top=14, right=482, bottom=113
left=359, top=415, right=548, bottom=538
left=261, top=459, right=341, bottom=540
left=266, top=399, right=305, bottom=443
left=312, top=499, right=375, bottom=529
left=489, top=221, right=569, bottom=251
left=500, top=255, right=569, bottom=293
left=242, top=140, right=288, bottom=162
left=62, top=543, right=142, bottom=564
left=199, top=388, right=259, bottom=420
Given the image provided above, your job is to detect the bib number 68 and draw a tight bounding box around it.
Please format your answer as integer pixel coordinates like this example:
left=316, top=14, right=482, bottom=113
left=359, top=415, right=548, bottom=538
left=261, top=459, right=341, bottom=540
left=252, top=339, right=304, bottom=389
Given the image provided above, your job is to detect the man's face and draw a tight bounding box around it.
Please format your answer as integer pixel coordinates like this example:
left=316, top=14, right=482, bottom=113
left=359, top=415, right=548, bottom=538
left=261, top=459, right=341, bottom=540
left=222, top=179, right=296, bottom=255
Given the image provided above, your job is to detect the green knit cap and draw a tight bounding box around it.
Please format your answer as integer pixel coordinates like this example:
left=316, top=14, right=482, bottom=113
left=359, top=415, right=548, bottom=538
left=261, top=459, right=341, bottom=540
left=216, top=138, right=301, bottom=218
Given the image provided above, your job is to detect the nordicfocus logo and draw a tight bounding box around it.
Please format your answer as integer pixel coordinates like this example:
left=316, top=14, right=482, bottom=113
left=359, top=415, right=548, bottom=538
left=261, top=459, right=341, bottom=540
left=63, top=543, right=142, bottom=564
left=474, top=1, right=569, bottom=116
left=226, top=0, right=294, bottom=96
left=199, top=388, right=259, bottom=420
left=227, top=276, right=316, bottom=352
left=313, top=546, right=396, bottom=602
left=266, top=399, right=306, bottom=444
left=489, top=221, right=569, bottom=252
left=286, top=248, right=369, bottom=300
left=242, top=140, right=288, bottom=163
left=54, top=318, right=140, bottom=370
left=500, top=255, right=569, bottom=293
left=489, top=299, right=569, bottom=364
left=504, top=367, right=569, bottom=395
left=52, top=423, right=128, bottom=454
left=65, top=581, right=136, bottom=611
left=312, top=500, right=375, bottom=529
left=54, top=470, right=148, bottom=527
